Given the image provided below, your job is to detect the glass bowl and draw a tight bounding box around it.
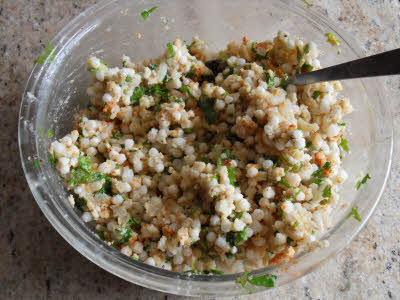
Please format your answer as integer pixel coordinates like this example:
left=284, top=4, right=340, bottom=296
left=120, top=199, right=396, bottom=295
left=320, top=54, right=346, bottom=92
left=18, top=0, right=393, bottom=296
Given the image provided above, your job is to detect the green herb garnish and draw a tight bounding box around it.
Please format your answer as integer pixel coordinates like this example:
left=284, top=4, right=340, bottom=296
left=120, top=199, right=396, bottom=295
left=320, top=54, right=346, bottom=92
left=236, top=272, right=277, bottom=288
left=323, top=161, right=331, bottom=170
left=279, top=177, right=296, bottom=189
left=33, top=159, right=40, bottom=168
left=265, top=73, right=275, bottom=88
left=322, top=185, right=331, bottom=198
left=301, top=63, right=313, bottom=72
left=75, top=197, right=87, bottom=212
left=312, top=91, right=322, bottom=99
left=226, top=228, right=247, bottom=247
left=304, top=44, right=310, bottom=54
left=325, top=33, right=341, bottom=46
left=296, top=46, right=302, bottom=62
left=47, top=129, right=53, bottom=138
left=339, top=136, right=349, bottom=152
left=116, top=227, right=133, bottom=243
left=355, top=173, right=371, bottom=190
left=125, top=75, right=132, bottom=82
left=50, top=153, right=56, bottom=165
left=180, top=86, right=194, bottom=98
left=338, top=122, right=346, bottom=126
left=131, top=253, right=139, bottom=260
left=167, top=42, right=175, bottom=58
left=312, top=168, right=324, bottom=185
left=198, top=96, right=218, bottom=124
left=203, top=269, right=224, bottom=275
left=141, top=6, right=158, bottom=21
left=130, top=86, right=147, bottom=105
left=227, top=166, right=237, bottom=186
left=127, top=217, right=142, bottom=230
left=301, top=0, right=313, bottom=8
left=148, top=64, right=158, bottom=70
left=226, top=252, right=234, bottom=259
left=347, top=205, right=362, bottom=222
left=34, top=42, right=56, bottom=64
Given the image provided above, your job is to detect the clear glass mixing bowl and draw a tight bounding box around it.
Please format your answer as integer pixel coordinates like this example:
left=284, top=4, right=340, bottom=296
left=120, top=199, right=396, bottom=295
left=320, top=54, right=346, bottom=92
left=18, top=0, right=393, bottom=296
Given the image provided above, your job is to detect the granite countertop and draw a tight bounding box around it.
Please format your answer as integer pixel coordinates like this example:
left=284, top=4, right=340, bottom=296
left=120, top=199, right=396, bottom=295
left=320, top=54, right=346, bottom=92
left=1, top=0, right=399, bottom=299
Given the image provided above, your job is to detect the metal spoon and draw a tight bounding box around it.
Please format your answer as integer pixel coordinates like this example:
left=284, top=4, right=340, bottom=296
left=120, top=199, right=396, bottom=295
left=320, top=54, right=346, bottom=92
left=287, top=48, right=400, bottom=86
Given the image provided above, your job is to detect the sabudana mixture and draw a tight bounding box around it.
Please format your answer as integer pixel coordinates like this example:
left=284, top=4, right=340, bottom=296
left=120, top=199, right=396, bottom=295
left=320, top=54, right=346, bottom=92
left=50, top=31, right=352, bottom=274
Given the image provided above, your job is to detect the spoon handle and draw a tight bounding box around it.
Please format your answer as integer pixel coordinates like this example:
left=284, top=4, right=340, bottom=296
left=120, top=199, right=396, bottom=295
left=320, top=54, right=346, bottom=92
left=291, top=48, right=400, bottom=85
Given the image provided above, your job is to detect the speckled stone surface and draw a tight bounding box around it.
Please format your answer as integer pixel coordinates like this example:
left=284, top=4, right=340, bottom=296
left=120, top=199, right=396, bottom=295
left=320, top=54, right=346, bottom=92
left=1, top=0, right=399, bottom=299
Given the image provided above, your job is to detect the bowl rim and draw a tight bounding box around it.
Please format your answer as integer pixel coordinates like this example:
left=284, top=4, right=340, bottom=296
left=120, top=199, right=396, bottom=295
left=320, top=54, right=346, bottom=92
left=18, top=0, right=394, bottom=296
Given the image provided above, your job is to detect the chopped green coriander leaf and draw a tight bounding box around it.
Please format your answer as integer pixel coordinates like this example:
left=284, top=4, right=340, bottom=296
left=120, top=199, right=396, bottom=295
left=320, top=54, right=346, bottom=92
left=255, top=53, right=269, bottom=60
left=226, top=228, right=247, bottom=247
left=149, top=84, right=169, bottom=99
left=248, top=274, right=277, bottom=288
left=50, top=153, right=56, bottom=165
left=312, top=231, right=316, bottom=235
left=312, top=91, right=322, bottom=99
left=113, top=132, right=121, bottom=139
left=285, top=189, right=301, bottom=201
left=199, top=239, right=208, bottom=251
left=339, top=136, right=349, bottom=152
left=141, top=6, right=158, bottom=21
left=320, top=199, right=328, bottom=205
left=89, top=68, right=99, bottom=73
left=221, top=92, right=228, bottom=97
left=143, top=139, right=152, bottom=146
left=296, top=46, right=302, bottom=62
left=251, top=42, right=257, bottom=53
left=116, top=227, right=132, bottom=243
left=304, top=43, right=310, bottom=54
left=187, top=40, right=196, bottom=51
left=236, top=272, right=277, bottom=289
left=347, top=205, right=362, bottom=222
left=211, top=174, right=220, bottom=183
left=312, top=168, right=324, bottom=185
left=201, top=156, right=210, bottom=164
left=325, top=33, right=341, bottom=46
left=301, top=0, right=313, bottom=8
left=355, top=173, right=371, bottom=190
left=97, top=230, right=105, bottom=240
left=203, top=269, right=224, bottom=275
left=323, top=161, right=331, bottom=170
left=227, top=166, right=237, bottom=186
left=338, top=122, right=346, bottom=126
left=167, top=42, right=175, bottom=58
left=33, top=159, right=40, bottom=168
left=127, top=217, right=142, bottom=230
left=198, top=96, right=218, bottom=124
left=279, top=73, right=289, bottom=90
left=265, top=73, right=275, bottom=87
left=125, top=75, right=132, bottom=82
left=131, top=86, right=146, bottom=105
left=234, top=211, right=244, bottom=219
left=294, top=222, right=299, bottom=228
left=184, top=270, right=199, bottom=275
left=95, top=175, right=112, bottom=195
left=115, top=164, right=120, bottom=170
left=47, top=129, right=53, bottom=138
left=75, top=197, right=87, bottom=212
left=183, top=128, right=193, bottom=134
left=180, top=86, right=194, bottom=98
left=131, top=253, right=139, bottom=260
left=148, top=64, right=158, bottom=70
left=301, top=63, right=313, bottom=72
left=226, top=252, right=234, bottom=259
left=279, top=177, right=296, bottom=189
left=34, top=41, right=56, bottom=64
left=322, top=185, right=332, bottom=198
left=306, top=141, right=313, bottom=148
